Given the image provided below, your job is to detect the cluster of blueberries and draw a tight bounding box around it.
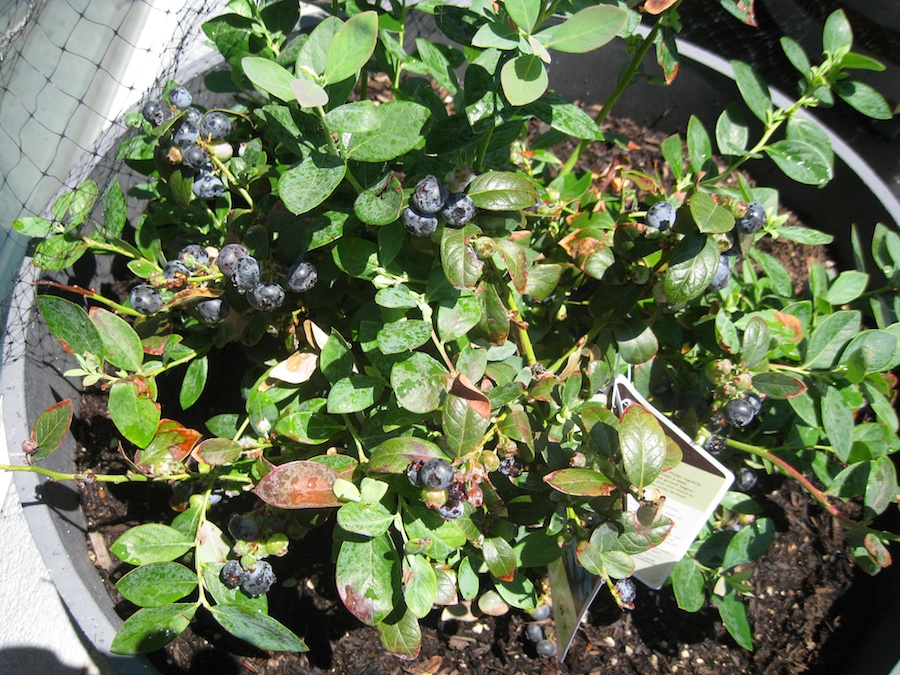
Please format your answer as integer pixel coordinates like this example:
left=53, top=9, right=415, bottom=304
left=128, top=243, right=318, bottom=321
left=220, top=559, right=276, bottom=597
left=705, top=391, right=764, bottom=491
left=523, top=602, right=557, bottom=657
left=644, top=199, right=768, bottom=292
left=406, top=458, right=466, bottom=519
left=401, top=175, right=476, bottom=236
left=141, top=86, right=230, bottom=200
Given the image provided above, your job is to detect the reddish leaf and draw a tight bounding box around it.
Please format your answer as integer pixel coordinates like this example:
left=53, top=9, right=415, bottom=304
left=255, top=460, right=342, bottom=508
left=543, top=468, right=616, bottom=496
left=449, top=373, right=491, bottom=420
left=643, top=0, right=678, bottom=14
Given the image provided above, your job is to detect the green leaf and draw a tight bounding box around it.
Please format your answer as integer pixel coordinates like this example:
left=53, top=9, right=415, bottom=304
left=403, top=556, right=438, bottom=618
left=336, top=532, right=399, bottom=625
left=780, top=37, right=810, bottom=76
left=290, top=77, right=329, bottom=108
left=619, top=405, right=666, bottom=489
left=840, top=330, right=897, bottom=374
left=37, top=296, right=103, bottom=359
left=500, top=55, right=548, bottom=106
left=28, top=400, right=73, bottom=463
left=391, top=352, right=448, bottom=413
left=116, top=562, right=198, bottom=607
left=664, top=233, right=720, bottom=304
left=715, top=104, right=748, bottom=156
left=614, top=318, right=658, bottom=364
left=823, top=9, right=853, bottom=54
left=741, top=316, right=770, bottom=369
left=821, top=387, right=854, bottom=462
left=483, top=536, right=517, bottom=581
left=441, top=224, right=484, bottom=290
left=671, top=557, right=706, bottom=612
left=377, top=604, right=422, bottom=658
left=467, top=171, right=536, bottom=211
left=179, top=355, right=207, bottom=411
left=715, top=311, right=741, bottom=354
left=804, top=310, right=861, bottom=369
left=111, top=524, right=193, bottom=566
left=341, top=101, right=430, bottom=162
left=751, top=372, right=806, bottom=399
left=108, top=381, right=160, bottom=449
left=241, top=56, right=296, bottom=101
left=504, top=0, right=541, bottom=32
left=764, top=139, right=832, bottom=186
left=776, top=226, right=834, bottom=246
left=209, top=605, right=308, bottom=652
left=101, top=178, right=126, bottom=237
left=785, top=117, right=834, bottom=169
left=326, top=376, right=384, bottom=414
left=690, top=192, right=735, bottom=234
left=110, top=603, right=197, bottom=654
left=333, top=237, right=379, bottom=279
left=279, top=153, right=346, bottom=215
left=338, top=501, right=394, bottom=537
left=437, top=294, right=482, bottom=343
left=865, top=456, right=898, bottom=516
left=543, top=468, right=615, bottom=497
left=824, top=270, right=868, bottom=305
left=274, top=411, right=342, bottom=445
left=661, top=134, right=683, bottom=181
left=377, top=320, right=432, bottom=354
left=403, top=504, right=467, bottom=560
left=535, top=5, right=627, bottom=53
left=193, top=437, right=242, bottom=465
left=324, top=11, right=378, bottom=85
left=32, top=234, right=88, bottom=270
left=494, top=572, right=537, bottom=611
left=458, top=556, right=480, bottom=600
left=834, top=80, right=893, bottom=120
left=12, top=216, right=55, bottom=237
left=65, top=180, right=98, bottom=229
left=472, top=22, right=520, bottom=50
left=354, top=173, right=403, bottom=225
left=748, top=248, right=793, bottom=297
left=442, top=393, right=491, bottom=459
left=721, top=518, right=775, bottom=571
left=203, top=562, right=268, bottom=613
left=367, top=436, right=449, bottom=474
left=687, top=116, right=712, bottom=172
left=712, top=588, right=753, bottom=650
left=731, top=60, right=772, bottom=122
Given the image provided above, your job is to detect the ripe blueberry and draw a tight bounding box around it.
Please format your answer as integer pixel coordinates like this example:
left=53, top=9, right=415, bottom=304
left=130, top=284, right=163, bottom=315
left=232, top=256, right=260, bottom=292
left=411, top=175, right=448, bottom=214
left=228, top=514, right=260, bottom=541
left=240, top=560, right=276, bottom=597
left=704, top=434, right=728, bottom=456
left=141, top=99, right=172, bottom=127
left=192, top=172, right=225, bottom=200
left=536, top=639, right=557, bottom=657
left=441, top=193, right=476, bottom=227
left=646, top=201, right=677, bottom=231
left=418, top=458, right=454, bottom=490
left=221, top=560, right=248, bottom=589
left=216, top=243, right=248, bottom=276
left=744, top=392, right=762, bottom=415
left=184, top=107, right=202, bottom=125
left=735, top=467, right=758, bottom=492
left=707, top=254, right=732, bottom=292
left=199, top=111, right=230, bottom=140
left=529, top=604, right=551, bottom=621
left=525, top=624, right=544, bottom=643
left=737, top=202, right=766, bottom=235
left=436, top=498, right=464, bottom=520
left=615, top=578, right=637, bottom=604
left=248, top=282, right=286, bottom=311
left=163, top=260, right=190, bottom=286
left=197, top=297, right=229, bottom=325
left=182, top=145, right=210, bottom=170
left=401, top=207, right=438, bottom=237
left=178, top=244, right=209, bottom=268
left=168, top=86, right=192, bottom=110
left=723, top=397, right=756, bottom=428
left=287, top=259, right=318, bottom=293
left=173, top=120, right=199, bottom=148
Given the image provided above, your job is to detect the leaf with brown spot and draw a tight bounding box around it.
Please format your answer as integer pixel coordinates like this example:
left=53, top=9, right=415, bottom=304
left=268, top=351, right=318, bottom=385
left=255, top=460, right=342, bottom=508
left=449, top=373, right=491, bottom=420
left=774, top=311, right=803, bottom=343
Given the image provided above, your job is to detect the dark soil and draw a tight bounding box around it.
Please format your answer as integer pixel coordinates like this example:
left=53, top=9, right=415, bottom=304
left=67, top=99, right=887, bottom=675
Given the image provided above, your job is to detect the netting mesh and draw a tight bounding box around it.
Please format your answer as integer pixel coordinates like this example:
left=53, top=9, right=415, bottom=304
left=0, top=0, right=896, bottom=369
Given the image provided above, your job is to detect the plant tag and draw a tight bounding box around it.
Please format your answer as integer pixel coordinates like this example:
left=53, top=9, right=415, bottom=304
left=549, top=376, right=733, bottom=661
left=610, top=375, right=734, bottom=589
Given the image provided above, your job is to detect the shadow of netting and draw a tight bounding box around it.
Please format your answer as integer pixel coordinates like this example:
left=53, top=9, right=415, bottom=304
left=0, top=0, right=234, bottom=370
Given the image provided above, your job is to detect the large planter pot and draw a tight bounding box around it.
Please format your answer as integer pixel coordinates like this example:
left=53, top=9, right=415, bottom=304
left=3, top=27, right=899, bottom=673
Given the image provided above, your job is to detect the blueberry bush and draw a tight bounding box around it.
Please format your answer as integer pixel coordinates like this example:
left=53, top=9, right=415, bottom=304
left=5, top=0, right=899, bottom=659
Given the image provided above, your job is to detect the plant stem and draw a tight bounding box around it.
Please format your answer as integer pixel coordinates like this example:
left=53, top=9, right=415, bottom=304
left=142, top=350, right=199, bottom=378
left=559, top=21, right=662, bottom=177
left=342, top=414, right=368, bottom=463
left=34, top=280, right=144, bottom=317
left=474, top=126, right=494, bottom=173
left=505, top=288, right=537, bottom=366
left=548, top=322, right=602, bottom=374
left=210, top=155, right=255, bottom=210
left=0, top=463, right=167, bottom=484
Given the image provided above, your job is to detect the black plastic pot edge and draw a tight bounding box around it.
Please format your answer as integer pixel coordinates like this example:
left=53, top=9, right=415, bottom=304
left=2, top=29, right=898, bottom=675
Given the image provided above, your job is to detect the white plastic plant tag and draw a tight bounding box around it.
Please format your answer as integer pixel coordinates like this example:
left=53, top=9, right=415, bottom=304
left=610, top=375, right=734, bottom=589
